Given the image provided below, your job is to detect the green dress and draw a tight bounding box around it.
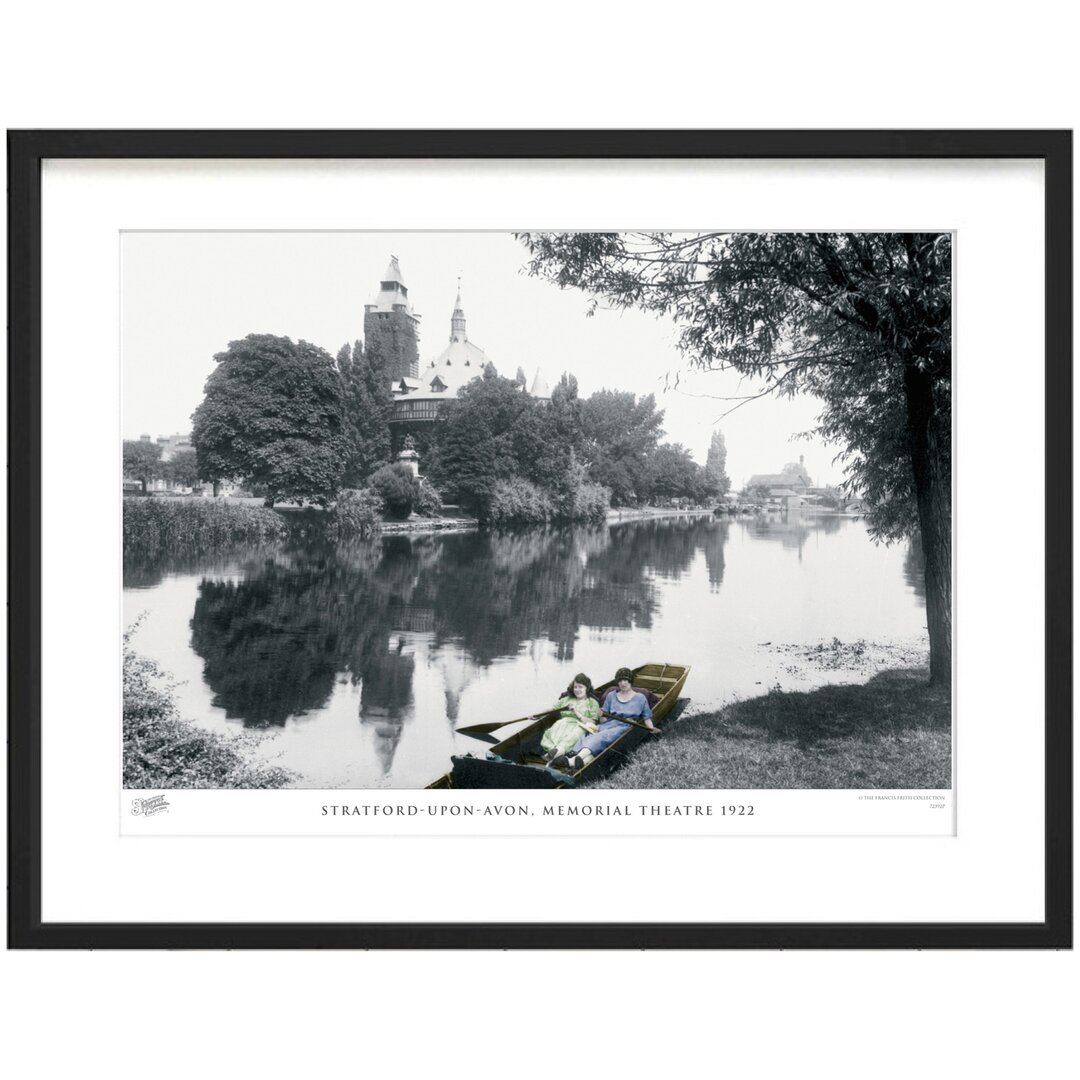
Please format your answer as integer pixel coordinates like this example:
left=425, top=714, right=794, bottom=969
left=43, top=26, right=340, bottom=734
left=540, top=695, right=601, bottom=755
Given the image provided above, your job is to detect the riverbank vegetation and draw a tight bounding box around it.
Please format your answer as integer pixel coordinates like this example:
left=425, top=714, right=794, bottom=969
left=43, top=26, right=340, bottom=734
left=589, top=668, right=950, bottom=790
left=424, top=368, right=713, bottom=522
left=123, top=638, right=295, bottom=789
left=178, top=331, right=725, bottom=526
left=124, top=497, right=288, bottom=547
left=326, top=487, right=384, bottom=538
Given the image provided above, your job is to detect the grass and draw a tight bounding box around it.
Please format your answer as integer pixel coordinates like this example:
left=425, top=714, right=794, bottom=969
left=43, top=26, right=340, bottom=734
left=123, top=640, right=296, bottom=789
left=588, top=668, right=950, bottom=790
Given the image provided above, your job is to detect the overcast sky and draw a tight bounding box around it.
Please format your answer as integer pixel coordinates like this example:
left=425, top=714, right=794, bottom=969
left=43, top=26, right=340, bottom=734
left=122, top=231, right=841, bottom=488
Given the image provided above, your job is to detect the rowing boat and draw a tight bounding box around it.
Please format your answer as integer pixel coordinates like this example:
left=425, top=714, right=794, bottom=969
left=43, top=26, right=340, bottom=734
left=427, top=662, right=690, bottom=789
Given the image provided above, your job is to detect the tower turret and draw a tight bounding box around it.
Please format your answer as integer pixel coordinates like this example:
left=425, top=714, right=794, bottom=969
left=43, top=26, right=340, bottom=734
left=450, top=279, right=467, bottom=343
left=364, top=255, right=421, bottom=380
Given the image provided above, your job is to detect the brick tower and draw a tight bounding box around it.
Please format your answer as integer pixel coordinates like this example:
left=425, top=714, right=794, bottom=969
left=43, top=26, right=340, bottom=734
left=363, top=255, right=421, bottom=380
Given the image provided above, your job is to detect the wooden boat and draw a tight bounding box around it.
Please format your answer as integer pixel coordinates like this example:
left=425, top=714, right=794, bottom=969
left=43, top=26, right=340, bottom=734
left=427, top=662, right=690, bottom=789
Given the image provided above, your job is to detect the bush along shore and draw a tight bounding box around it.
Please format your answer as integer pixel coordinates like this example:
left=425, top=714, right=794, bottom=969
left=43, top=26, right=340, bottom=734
left=124, top=497, right=288, bottom=547
left=124, top=639, right=295, bottom=789
left=124, top=491, right=387, bottom=549
left=588, top=667, right=950, bottom=790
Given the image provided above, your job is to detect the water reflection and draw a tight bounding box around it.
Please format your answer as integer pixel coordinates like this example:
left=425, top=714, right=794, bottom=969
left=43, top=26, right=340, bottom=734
left=739, top=509, right=841, bottom=559
left=181, top=522, right=683, bottom=732
left=124, top=513, right=929, bottom=786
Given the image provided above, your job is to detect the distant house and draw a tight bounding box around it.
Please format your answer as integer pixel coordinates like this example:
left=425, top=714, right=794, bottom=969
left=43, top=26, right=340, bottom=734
left=746, top=456, right=813, bottom=508
left=149, top=433, right=194, bottom=493
left=768, top=488, right=804, bottom=510
left=124, top=431, right=236, bottom=496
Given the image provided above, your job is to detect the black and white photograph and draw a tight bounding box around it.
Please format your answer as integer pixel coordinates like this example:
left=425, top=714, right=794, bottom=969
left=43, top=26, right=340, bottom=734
left=122, top=229, right=952, bottom=795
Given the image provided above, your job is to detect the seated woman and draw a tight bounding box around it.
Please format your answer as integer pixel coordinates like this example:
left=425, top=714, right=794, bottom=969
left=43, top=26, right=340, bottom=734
left=540, top=674, right=601, bottom=764
left=551, top=666, right=658, bottom=771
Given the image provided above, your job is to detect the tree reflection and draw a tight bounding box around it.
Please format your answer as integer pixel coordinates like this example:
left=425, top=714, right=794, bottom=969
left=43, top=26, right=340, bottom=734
left=190, top=561, right=343, bottom=727
left=184, top=519, right=733, bottom=754
left=704, top=520, right=729, bottom=590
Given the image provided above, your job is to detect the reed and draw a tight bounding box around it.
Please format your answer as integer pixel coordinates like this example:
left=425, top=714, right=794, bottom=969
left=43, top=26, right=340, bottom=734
left=124, top=497, right=288, bottom=548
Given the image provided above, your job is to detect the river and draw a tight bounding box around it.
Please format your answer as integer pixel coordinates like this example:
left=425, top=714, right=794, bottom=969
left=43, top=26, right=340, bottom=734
left=123, top=512, right=928, bottom=788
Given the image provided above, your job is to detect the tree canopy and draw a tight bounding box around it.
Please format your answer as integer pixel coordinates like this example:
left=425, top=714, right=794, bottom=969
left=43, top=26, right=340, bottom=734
left=123, top=439, right=162, bottom=493
left=339, top=326, right=395, bottom=487
left=425, top=367, right=529, bottom=513
left=579, top=389, right=666, bottom=504
left=425, top=368, right=609, bottom=521
left=705, top=429, right=731, bottom=496
left=191, top=333, right=348, bottom=507
left=164, top=448, right=200, bottom=489
left=645, top=442, right=713, bottom=503
left=519, top=231, right=952, bottom=683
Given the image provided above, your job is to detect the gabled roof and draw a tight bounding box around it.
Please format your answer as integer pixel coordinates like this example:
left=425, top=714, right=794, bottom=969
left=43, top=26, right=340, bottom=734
left=748, top=468, right=810, bottom=489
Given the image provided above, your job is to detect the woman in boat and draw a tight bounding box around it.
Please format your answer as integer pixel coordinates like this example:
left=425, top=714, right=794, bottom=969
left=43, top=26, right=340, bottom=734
left=551, top=666, right=658, bottom=771
left=540, top=674, right=601, bottom=764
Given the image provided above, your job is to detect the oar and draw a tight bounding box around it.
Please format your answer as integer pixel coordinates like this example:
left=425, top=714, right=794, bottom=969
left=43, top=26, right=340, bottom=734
left=600, top=713, right=661, bottom=735
left=456, top=710, right=557, bottom=736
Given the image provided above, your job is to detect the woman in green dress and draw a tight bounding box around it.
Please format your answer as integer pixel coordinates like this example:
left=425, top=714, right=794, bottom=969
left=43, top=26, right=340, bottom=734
left=540, top=674, right=601, bottom=763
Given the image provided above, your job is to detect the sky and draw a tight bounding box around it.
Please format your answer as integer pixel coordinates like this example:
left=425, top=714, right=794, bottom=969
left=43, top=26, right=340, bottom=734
left=122, top=231, right=841, bottom=489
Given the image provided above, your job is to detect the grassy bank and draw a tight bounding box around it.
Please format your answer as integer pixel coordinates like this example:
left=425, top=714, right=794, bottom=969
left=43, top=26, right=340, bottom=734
left=589, top=668, right=950, bottom=790
left=124, top=642, right=295, bottom=789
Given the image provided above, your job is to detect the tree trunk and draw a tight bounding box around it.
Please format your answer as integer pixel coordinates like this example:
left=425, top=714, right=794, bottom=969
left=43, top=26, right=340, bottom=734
left=903, top=364, right=952, bottom=685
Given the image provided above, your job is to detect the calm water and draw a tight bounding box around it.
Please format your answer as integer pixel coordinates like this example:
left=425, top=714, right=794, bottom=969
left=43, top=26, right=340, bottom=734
left=124, top=513, right=927, bottom=788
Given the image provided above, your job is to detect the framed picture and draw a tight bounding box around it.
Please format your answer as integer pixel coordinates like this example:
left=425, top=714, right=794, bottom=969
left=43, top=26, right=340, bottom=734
left=8, top=130, right=1071, bottom=948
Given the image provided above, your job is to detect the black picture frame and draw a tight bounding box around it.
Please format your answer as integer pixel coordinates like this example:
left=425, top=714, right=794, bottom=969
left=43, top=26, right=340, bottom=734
left=7, top=129, right=1072, bottom=949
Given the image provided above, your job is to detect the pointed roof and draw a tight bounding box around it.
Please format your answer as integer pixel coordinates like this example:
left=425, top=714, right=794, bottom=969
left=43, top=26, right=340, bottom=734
left=450, top=278, right=468, bottom=344
left=366, top=255, right=419, bottom=319
left=411, top=284, right=490, bottom=400
left=382, top=255, right=406, bottom=287
left=528, top=368, right=551, bottom=399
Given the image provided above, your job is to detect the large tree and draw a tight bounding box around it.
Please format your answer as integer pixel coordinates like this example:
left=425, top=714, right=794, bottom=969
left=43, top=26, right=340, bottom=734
left=426, top=366, right=529, bottom=513
left=705, top=429, right=731, bottom=496
left=339, top=325, right=395, bottom=487
left=192, top=333, right=348, bottom=507
left=520, top=232, right=952, bottom=684
left=123, top=439, right=162, bottom=493
left=645, top=442, right=712, bottom=502
left=579, top=389, right=666, bottom=505
left=164, top=448, right=200, bottom=490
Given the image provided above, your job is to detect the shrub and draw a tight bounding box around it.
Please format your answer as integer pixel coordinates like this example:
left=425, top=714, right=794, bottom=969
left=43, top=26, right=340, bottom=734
left=369, top=463, right=419, bottom=520
left=123, top=639, right=295, bottom=789
left=414, top=479, right=444, bottom=518
left=560, top=480, right=610, bottom=523
left=329, top=487, right=383, bottom=538
left=123, top=497, right=287, bottom=548
left=484, top=477, right=554, bottom=525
